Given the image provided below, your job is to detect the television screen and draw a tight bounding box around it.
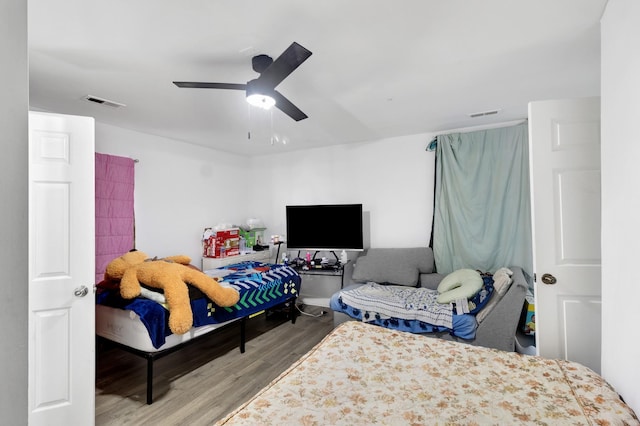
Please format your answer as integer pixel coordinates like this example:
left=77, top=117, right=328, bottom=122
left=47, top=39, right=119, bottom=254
left=286, top=204, right=364, bottom=251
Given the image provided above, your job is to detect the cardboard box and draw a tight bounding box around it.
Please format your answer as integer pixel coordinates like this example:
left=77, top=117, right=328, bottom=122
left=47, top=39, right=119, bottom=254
left=203, top=227, right=240, bottom=258
left=521, top=295, right=535, bottom=336
left=239, top=228, right=265, bottom=248
left=214, top=228, right=240, bottom=258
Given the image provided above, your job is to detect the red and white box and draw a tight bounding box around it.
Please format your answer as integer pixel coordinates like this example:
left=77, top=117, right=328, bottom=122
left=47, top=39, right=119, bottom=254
left=214, top=228, right=240, bottom=258
left=203, top=227, right=240, bottom=258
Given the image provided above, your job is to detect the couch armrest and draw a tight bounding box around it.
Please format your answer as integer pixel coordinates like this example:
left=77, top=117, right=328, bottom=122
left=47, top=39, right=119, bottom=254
left=472, top=266, right=528, bottom=352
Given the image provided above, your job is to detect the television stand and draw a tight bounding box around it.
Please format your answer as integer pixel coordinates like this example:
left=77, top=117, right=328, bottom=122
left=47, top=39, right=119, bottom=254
left=292, top=250, right=342, bottom=265
left=308, top=250, right=341, bottom=263
left=291, top=259, right=349, bottom=308
left=327, top=250, right=340, bottom=264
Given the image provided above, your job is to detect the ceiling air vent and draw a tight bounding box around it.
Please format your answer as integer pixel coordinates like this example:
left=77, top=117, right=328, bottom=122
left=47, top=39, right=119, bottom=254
left=468, top=109, right=500, bottom=118
left=84, top=95, right=126, bottom=108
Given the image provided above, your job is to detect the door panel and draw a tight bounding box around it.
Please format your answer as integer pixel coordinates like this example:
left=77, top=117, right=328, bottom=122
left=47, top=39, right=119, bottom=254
left=29, top=112, right=95, bottom=425
left=555, top=169, right=601, bottom=263
left=529, top=97, right=601, bottom=373
left=33, top=308, right=71, bottom=408
left=561, top=296, right=602, bottom=369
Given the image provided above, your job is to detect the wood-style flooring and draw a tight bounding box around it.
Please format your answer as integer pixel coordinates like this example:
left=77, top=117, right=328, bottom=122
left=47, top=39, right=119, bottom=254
left=95, top=305, right=333, bottom=425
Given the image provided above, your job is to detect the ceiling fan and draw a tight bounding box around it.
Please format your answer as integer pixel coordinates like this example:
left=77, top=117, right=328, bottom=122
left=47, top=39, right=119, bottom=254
left=173, top=42, right=312, bottom=121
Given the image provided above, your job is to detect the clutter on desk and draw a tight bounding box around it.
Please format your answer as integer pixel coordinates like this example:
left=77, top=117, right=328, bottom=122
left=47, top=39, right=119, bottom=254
left=239, top=218, right=266, bottom=251
left=202, top=226, right=240, bottom=258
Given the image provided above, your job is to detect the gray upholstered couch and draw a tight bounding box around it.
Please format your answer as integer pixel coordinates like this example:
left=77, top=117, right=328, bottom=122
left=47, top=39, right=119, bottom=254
left=331, top=247, right=528, bottom=352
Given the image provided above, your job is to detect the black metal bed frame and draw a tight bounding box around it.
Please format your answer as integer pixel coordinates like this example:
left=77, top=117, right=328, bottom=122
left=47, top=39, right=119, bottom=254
left=97, top=297, right=297, bottom=404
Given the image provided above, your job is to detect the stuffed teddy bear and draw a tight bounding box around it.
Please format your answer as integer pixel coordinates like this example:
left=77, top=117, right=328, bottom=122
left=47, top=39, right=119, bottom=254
left=104, top=250, right=240, bottom=334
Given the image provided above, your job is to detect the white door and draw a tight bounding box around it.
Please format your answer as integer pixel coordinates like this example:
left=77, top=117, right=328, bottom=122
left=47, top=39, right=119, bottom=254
left=29, top=111, right=95, bottom=425
left=528, top=97, right=601, bottom=373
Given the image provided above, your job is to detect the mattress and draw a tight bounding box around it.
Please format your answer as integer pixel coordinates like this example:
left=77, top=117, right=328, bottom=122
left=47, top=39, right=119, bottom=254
left=216, top=321, right=639, bottom=425
left=95, top=304, right=238, bottom=353
left=329, top=283, right=477, bottom=339
left=96, top=261, right=301, bottom=349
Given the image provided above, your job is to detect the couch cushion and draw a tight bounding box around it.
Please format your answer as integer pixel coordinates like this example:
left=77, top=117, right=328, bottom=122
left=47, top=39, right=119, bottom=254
left=419, top=272, right=446, bottom=290
left=351, top=247, right=435, bottom=287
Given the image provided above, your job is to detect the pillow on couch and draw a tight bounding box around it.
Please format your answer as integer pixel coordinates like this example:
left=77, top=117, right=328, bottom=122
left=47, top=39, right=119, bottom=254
left=351, top=247, right=435, bottom=287
left=436, top=269, right=483, bottom=303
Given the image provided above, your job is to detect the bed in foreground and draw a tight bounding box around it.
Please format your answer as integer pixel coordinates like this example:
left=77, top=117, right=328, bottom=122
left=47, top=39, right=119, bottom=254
left=216, top=321, right=638, bottom=425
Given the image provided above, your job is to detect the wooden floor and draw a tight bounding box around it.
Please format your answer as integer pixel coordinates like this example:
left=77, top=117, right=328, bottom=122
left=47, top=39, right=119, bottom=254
left=95, top=305, right=334, bottom=425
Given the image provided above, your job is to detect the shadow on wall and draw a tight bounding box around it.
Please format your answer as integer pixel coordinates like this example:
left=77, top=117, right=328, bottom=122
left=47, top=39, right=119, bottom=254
left=363, top=211, right=371, bottom=250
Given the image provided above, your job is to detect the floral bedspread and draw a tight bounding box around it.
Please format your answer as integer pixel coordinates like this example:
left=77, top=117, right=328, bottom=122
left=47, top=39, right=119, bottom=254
left=216, top=321, right=639, bottom=425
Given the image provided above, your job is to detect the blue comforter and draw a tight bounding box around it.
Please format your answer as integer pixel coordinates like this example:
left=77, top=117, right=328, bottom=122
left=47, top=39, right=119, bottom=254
left=96, top=261, right=301, bottom=348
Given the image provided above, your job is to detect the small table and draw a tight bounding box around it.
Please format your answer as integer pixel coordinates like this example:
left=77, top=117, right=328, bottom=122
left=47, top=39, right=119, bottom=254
left=293, top=261, right=348, bottom=288
left=291, top=260, right=349, bottom=308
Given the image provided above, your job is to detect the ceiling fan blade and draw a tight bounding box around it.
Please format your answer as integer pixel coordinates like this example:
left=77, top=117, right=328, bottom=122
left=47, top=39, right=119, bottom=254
left=257, top=42, right=312, bottom=89
left=173, top=82, right=246, bottom=90
left=273, top=90, right=308, bottom=121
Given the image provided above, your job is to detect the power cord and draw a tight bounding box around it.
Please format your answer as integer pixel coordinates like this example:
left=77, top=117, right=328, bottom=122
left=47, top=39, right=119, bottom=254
left=295, top=304, right=327, bottom=318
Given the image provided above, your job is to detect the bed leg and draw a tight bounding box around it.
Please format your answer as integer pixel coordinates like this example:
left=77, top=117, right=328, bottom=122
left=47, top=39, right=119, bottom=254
left=146, top=355, right=153, bottom=404
left=290, top=298, right=298, bottom=324
left=240, top=316, right=246, bottom=353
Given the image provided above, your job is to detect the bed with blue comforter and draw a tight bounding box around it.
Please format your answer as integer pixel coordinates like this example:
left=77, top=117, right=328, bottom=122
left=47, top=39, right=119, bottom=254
left=97, top=261, right=301, bottom=349
left=329, top=278, right=491, bottom=340
left=96, top=260, right=301, bottom=404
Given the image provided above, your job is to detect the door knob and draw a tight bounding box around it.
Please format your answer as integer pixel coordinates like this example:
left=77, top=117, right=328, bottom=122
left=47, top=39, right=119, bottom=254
left=541, top=273, right=557, bottom=285
left=74, top=285, right=89, bottom=297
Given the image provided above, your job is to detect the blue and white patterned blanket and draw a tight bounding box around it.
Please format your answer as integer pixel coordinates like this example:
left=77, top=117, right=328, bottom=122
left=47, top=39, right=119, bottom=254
left=96, top=261, right=300, bottom=348
left=339, top=282, right=453, bottom=328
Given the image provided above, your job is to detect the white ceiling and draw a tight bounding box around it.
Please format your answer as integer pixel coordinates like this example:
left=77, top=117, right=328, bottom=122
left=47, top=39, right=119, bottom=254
left=28, top=0, right=607, bottom=157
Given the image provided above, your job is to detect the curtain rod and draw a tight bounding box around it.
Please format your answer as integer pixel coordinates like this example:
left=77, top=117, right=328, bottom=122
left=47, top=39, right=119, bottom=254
left=425, top=118, right=528, bottom=151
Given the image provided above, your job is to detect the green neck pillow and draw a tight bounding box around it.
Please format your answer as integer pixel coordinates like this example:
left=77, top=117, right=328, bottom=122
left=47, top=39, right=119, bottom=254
left=437, top=269, right=483, bottom=304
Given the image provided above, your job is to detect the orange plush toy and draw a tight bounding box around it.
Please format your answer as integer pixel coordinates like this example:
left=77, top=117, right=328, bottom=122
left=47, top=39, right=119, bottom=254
left=104, top=250, right=239, bottom=334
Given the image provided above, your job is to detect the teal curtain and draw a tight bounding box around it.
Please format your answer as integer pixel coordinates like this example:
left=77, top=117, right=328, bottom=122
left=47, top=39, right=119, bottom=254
left=433, top=123, right=532, bottom=276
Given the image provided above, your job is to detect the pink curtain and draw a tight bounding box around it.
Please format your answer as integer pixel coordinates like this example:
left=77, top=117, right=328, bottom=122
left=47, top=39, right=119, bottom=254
left=95, top=153, right=135, bottom=283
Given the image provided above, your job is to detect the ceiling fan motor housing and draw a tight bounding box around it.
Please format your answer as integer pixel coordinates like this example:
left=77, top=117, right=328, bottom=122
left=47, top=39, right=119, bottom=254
left=252, top=54, right=273, bottom=74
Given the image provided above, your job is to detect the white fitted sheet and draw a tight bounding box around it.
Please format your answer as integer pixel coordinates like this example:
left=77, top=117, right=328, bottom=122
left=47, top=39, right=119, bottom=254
left=96, top=304, right=239, bottom=353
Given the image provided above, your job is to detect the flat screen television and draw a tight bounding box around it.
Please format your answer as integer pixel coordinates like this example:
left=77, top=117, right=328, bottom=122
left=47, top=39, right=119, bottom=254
left=286, top=204, right=364, bottom=251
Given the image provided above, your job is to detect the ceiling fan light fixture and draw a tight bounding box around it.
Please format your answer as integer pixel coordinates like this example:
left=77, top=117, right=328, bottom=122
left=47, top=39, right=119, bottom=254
left=246, top=79, right=276, bottom=110
left=246, top=93, right=276, bottom=110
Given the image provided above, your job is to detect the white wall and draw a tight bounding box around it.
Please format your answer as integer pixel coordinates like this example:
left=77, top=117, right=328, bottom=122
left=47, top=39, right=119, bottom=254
left=95, top=125, right=437, bottom=305
left=244, top=134, right=436, bottom=300
left=96, top=124, right=438, bottom=265
left=248, top=134, right=436, bottom=251
left=0, top=0, right=28, bottom=423
left=600, top=0, right=640, bottom=414
left=95, top=123, right=253, bottom=263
